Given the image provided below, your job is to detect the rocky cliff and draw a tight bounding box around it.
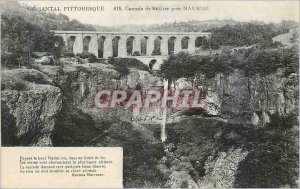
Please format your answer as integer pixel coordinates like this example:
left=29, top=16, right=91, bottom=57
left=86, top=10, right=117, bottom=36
left=1, top=58, right=298, bottom=187
left=1, top=69, right=62, bottom=146
left=162, top=68, right=298, bottom=188
left=173, top=68, right=298, bottom=122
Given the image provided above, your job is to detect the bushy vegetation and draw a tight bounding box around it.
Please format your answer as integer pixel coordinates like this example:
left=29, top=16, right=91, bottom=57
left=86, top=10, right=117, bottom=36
left=1, top=103, right=18, bottom=146
left=75, top=52, right=98, bottom=63
left=115, top=63, right=130, bottom=79
left=234, top=113, right=299, bottom=188
left=100, top=121, right=166, bottom=187
left=167, top=112, right=298, bottom=188
left=88, top=53, right=98, bottom=63
left=160, top=46, right=299, bottom=81
left=21, top=72, right=49, bottom=84
left=1, top=69, right=51, bottom=91
left=166, top=117, right=257, bottom=182
left=2, top=1, right=96, bottom=31
left=1, top=1, right=99, bottom=69
left=75, top=52, right=91, bottom=59
left=1, top=15, right=65, bottom=68
left=52, top=105, right=101, bottom=146
left=132, top=51, right=141, bottom=56
left=165, top=118, right=222, bottom=179
left=140, top=19, right=297, bottom=33
left=62, top=51, right=75, bottom=57
left=204, top=23, right=291, bottom=49
left=152, top=49, right=162, bottom=56
left=2, top=73, right=27, bottom=91
left=161, top=52, right=211, bottom=80
left=7, top=81, right=27, bottom=91
left=108, top=57, right=150, bottom=76
left=244, top=46, right=299, bottom=77
left=290, top=32, right=299, bottom=44
left=108, top=57, right=130, bottom=78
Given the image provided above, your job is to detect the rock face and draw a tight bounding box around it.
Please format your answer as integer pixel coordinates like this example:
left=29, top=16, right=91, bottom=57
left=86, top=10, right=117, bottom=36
left=1, top=84, right=62, bottom=146
left=251, top=71, right=298, bottom=124
left=1, top=59, right=298, bottom=187
left=1, top=62, right=164, bottom=146
left=50, top=63, right=129, bottom=123
left=198, top=148, right=248, bottom=188
left=166, top=171, right=199, bottom=188
left=175, top=69, right=298, bottom=122
left=162, top=68, right=298, bottom=188
left=49, top=65, right=162, bottom=126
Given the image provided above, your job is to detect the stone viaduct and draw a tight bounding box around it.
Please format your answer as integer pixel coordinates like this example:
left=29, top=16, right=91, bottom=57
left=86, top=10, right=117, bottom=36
left=52, top=30, right=211, bottom=70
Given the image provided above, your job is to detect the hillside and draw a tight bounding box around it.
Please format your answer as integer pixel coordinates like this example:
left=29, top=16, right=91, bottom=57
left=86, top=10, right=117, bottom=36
left=3, top=1, right=297, bottom=33
left=96, top=19, right=242, bottom=32
left=100, top=19, right=298, bottom=33
left=273, top=28, right=298, bottom=47
left=1, top=1, right=97, bottom=31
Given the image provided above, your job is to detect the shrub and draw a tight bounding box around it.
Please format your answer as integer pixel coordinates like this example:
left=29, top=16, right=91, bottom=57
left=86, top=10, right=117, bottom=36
left=52, top=105, right=100, bottom=146
left=23, top=72, right=48, bottom=84
left=1, top=102, right=18, bottom=146
left=63, top=51, right=75, bottom=57
left=180, top=181, right=189, bottom=188
left=234, top=113, right=299, bottom=188
left=151, top=49, right=161, bottom=56
left=115, top=63, right=129, bottom=79
left=160, top=47, right=298, bottom=81
left=290, top=32, right=299, bottom=44
left=88, top=53, right=98, bottom=63
left=76, top=66, right=92, bottom=75
left=32, top=52, right=51, bottom=58
left=11, top=81, right=27, bottom=91
left=76, top=52, right=91, bottom=59
left=101, top=121, right=166, bottom=187
left=126, top=59, right=150, bottom=71
left=51, top=35, right=65, bottom=60
left=259, top=40, right=283, bottom=49
left=2, top=15, right=67, bottom=68
left=108, top=57, right=150, bottom=72
left=205, top=23, right=286, bottom=49
left=1, top=56, right=20, bottom=69
left=160, top=52, right=215, bottom=81
left=75, top=52, right=98, bottom=63
left=132, top=51, right=141, bottom=56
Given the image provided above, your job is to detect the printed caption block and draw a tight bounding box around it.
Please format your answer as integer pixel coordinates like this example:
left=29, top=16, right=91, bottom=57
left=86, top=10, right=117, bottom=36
left=1, top=147, right=123, bottom=188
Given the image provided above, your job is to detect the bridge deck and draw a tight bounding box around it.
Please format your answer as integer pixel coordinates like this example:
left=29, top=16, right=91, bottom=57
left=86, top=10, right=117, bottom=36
left=51, top=30, right=211, bottom=36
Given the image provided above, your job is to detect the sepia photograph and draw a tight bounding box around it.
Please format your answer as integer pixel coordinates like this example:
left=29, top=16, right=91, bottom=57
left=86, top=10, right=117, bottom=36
left=1, top=0, right=299, bottom=188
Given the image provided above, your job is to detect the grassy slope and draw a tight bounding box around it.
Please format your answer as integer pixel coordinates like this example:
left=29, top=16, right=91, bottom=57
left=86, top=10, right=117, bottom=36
left=272, top=29, right=297, bottom=47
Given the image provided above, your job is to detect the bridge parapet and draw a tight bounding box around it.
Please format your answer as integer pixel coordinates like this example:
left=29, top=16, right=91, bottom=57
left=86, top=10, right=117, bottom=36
left=52, top=30, right=211, bottom=59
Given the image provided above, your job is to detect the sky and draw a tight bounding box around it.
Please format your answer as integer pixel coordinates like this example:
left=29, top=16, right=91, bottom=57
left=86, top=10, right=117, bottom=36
left=20, top=1, right=299, bottom=26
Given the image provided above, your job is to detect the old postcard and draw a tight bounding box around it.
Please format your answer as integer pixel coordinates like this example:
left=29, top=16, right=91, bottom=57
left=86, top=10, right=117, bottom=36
left=1, top=0, right=299, bottom=188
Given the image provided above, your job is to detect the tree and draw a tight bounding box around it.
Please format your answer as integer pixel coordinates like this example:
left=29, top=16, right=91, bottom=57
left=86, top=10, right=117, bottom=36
left=101, top=121, right=166, bottom=187
left=87, top=53, right=97, bottom=63
left=151, top=49, right=161, bottom=56
left=1, top=15, right=62, bottom=68
left=160, top=52, right=215, bottom=81
left=132, top=51, right=141, bottom=56
left=206, top=23, right=284, bottom=49
left=115, top=63, right=129, bottom=79
left=235, top=113, right=299, bottom=188
left=50, top=35, right=65, bottom=62
left=108, top=57, right=130, bottom=79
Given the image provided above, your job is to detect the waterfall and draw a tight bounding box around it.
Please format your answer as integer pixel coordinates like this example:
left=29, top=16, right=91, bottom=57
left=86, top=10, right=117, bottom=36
left=81, top=82, right=84, bottom=97
left=161, top=79, right=168, bottom=142
left=161, top=108, right=167, bottom=142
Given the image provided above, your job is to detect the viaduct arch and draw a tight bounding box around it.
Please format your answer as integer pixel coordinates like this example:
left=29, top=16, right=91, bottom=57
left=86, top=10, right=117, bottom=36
left=53, top=31, right=211, bottom=58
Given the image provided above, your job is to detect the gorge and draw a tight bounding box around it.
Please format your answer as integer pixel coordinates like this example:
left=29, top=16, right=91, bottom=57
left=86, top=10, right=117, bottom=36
left=1, top=52, right=298, bottom=187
